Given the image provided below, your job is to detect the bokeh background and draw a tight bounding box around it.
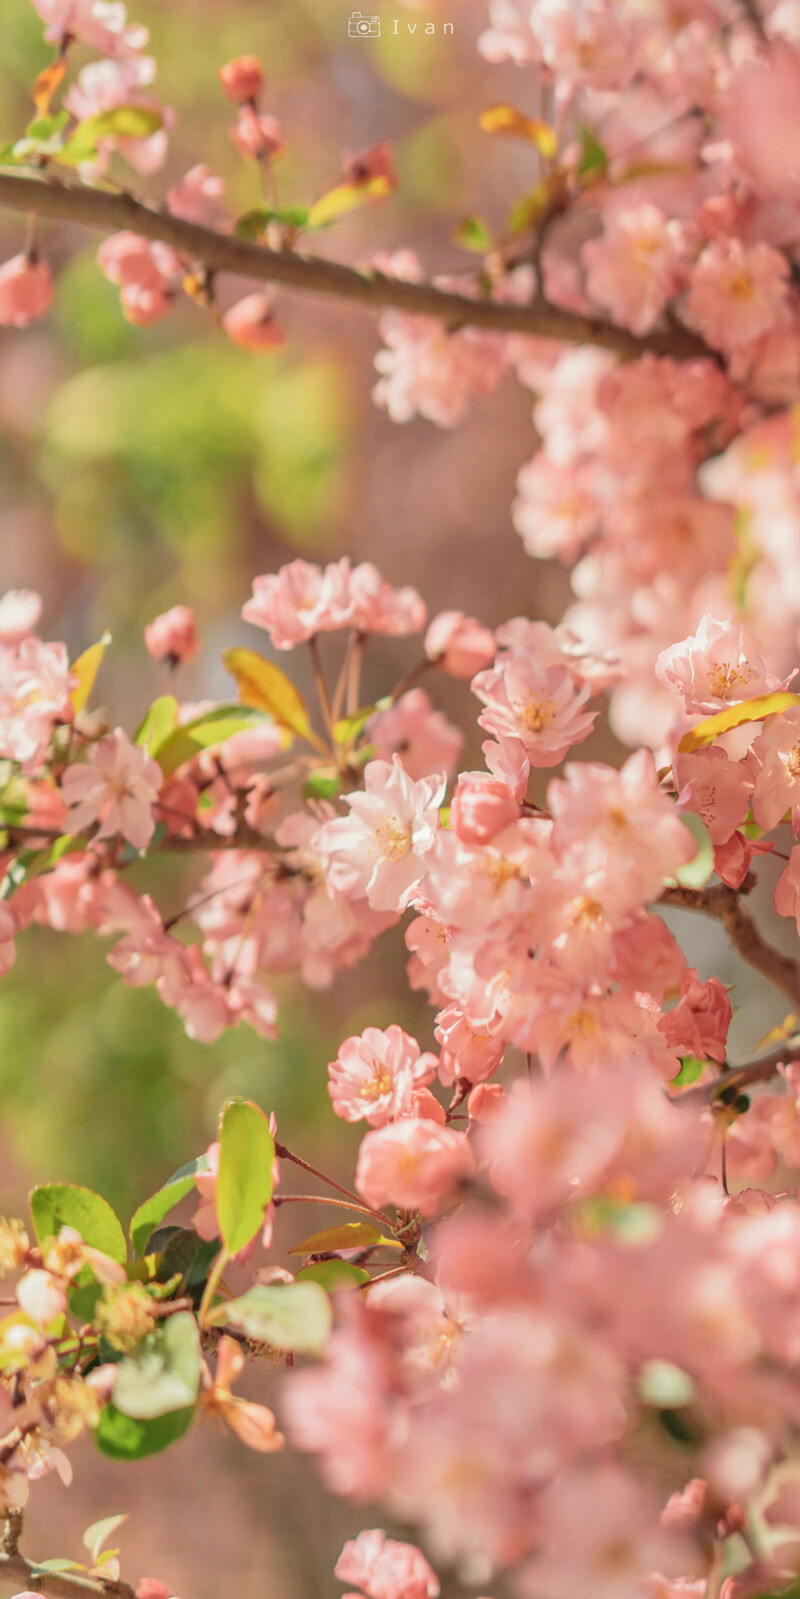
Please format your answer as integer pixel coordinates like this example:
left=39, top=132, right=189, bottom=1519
left=0, top=1, right=795, bottom=1593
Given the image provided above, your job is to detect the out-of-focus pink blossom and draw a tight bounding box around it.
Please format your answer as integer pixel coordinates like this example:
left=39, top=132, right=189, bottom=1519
left=0, top=590, right=41, bottom=645
left=583, top=203, right=687, bottom=335
left=219, top=55, right=265, bottom=105
left=31, top=0, right=148, bottom=55
left=356, top=1118, right=476, bottom=1215
left=367, top=690, right=462, bottom=783
left=0, top=256, right=53, bottom=329
left=144, top=605, right=199, bottom=666
left=335, top=1530, right=440, bottom=1599
left=683, top=241, right=791, bottom=353
left=424, top=611, right=496, bottom=680
left=167, top=165, right=226, bottom=229
left=658, top=969, right=732, bottom=1063
left=231, top=106, right=284, bottom=161
left=222, top=293, right=285, bottom=352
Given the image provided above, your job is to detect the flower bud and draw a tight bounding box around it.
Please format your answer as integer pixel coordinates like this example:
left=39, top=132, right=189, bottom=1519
left=467, top=1083, right=507, bottom=1123
left=450, top=773, right=519, bottom=845
left=0, top=254, right=53, bottom=328
left=424, top=610, right=496, bottom=680
left=222, top=293, right=285, bottom=352
left=230, top=106, right=284, bottom=161
left=144, top=604, right=199, bottom=666
left=219, top=55, right=264, bottom=105
left=16, top=1268, right=66, bottom=1326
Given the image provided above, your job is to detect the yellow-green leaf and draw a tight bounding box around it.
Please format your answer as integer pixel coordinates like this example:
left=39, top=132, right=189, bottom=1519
left=70, top=632, right=111, bottom=714
left=677, top=691, right=800, bottom=753
left=295, top=1260, right=370, bottom=1290
left=222, top=647, right=322, bottom=748
left=288, top=1222, right=392, bottom=1255
left=479, top=105, right=558, bottom=157
left=307, top=176, right=392, bottom=230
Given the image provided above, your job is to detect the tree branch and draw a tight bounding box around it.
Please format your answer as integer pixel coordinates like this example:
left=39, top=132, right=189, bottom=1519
left=672, top=1037, right=800, bottom=1109
left=0, top=1516, right=137, bottom=1599
left=0, top=169, right=713, bottom=360
left=660, top=881, right=800, bottom=1010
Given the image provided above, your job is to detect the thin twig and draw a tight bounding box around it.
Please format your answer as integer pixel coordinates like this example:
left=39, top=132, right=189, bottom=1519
left=0, top=170, right=714, bottom=359
left=660, top=880, right=800, bottom=1010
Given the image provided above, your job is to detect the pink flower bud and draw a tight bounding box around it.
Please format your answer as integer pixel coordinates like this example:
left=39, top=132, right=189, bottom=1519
left=0, top=254, right=54, bottom=328
left=219, top=55, right=264, bottom=105
left=424, top=610, right=496, bottom=680
left=407, top=1086, right=447, bottom=1124
left=144, top=604, right=199, bottom=666
left=450, top=773, right=519, bottom=845
left=230, top=106, right=284, bottom=161
left=467, top=1083, right=507, bottom=1123
left=222, top=293, right=285, bottom=351
left=136, top=1582, right=170, bottom=1599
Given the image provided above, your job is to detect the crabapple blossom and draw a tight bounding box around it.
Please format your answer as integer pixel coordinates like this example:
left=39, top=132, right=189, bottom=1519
left=367, top=691, right=462, bottom=783
left=242, top=559, right=351, bottom=648
left=656, top=617, right=781, bottom=717
left=424, top=612, right=496, bottom=680
left=335, top=1531, right=440, bottom=1599
left=221, top=293, right=285, bottom=352
left=328, top=1026, right=437, bottom=1127
left=749, top=705, right=800, bottom=832
left=0, top=590, right=41, bottom=645
left=313, top=757, right=444, bottom=913
left=449, top=772, right=519, bottom=845
left=31, top=0, right=148, bottom=55
left=60, top=729, right=161, bottom=849
left=582, top=203, right=687, bottom=336
left=356, top=1118, right=476, bottom=1215
left=219, top=55, right=265, bottom=106
left=472, top=651, right=595, bottom=767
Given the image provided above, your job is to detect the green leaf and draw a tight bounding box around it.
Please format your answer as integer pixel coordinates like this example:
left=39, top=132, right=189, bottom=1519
left=130, top=1174, right=199, bottom=1258
left=135, top=695, right=179, bottom=753
left=216, top=1100, right=275, bottom=1257
left=68, top=1282, right=103, bottom=1323
left=578, top=127, right=608, bottom=180
left=31, top=1184, right=127, bottom=1264
left=154, top=704, right=276, bottom=777
left=59, top=107, right=163, bottom=166
left=222, top=648, right=318, bottom=747
left=302, top=768, right=341, bottom=801
left=94, top=1402, right=194, bottom=1461
left=37, top=1560, right=86, bottom=1573
left=209, top=1281, right=332, bottom=1354
left=82, top=1516, right=127, bottom=1565
left=670, top=813, right=714, bottom=890
left=451, top=216, right=492, bottom=254
left=235, top=206, right=309, bottom=239
left=112, top=1312, right=201, bottom=1420
left=288, top=1221, right=388, bottom=1255
left=295, top=1260, right=370, bottom=1290
left=671, top=1056, right=706, bottom=1087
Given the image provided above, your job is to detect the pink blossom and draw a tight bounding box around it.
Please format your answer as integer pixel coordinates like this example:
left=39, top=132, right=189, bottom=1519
left=313, top=757, right=444, bottom=913
left=97, top=233, right=181, bottom=326
left=65, top=58, right=169, bottom=175
left=0, top=590, right=41, bottom=645
left=328, top=1026, right=438, bottom=1127
left=524, top=1465, right=691, bottom=1599
left=749, top=705, right=800, bottom=832
left=144, top=605, right=199, bottom=666
left=583, top=203, right=687, bottom=335
left=473, top=652, right=595, bottom=767
left=0, top=904, right=16, bottom=978
left=0, top=256, right=53, bottom=329
left=684, top=241, right=791, bottom=353
left=548, top=749, right=695, bottom=916
left=136, top=1583, right=170, bottom=1599
left=356, top=1119, right=476, bottom=1215
left=167, top=166, right=226, bottom=229
left=674, top=746, right=754, bottom=845
left=656, top=616, right=779, bottom=716
left=424, top=611, right=496, bottom=680
left=219, top=55, right=265, bottom=105
left=335, top=1531, right=440, bottom=1599
left=16, top=1270, right=66, bottom=1326
left=435, top=1003, right=505, bottom=1085
left=726, top=44, right=800, bottom=200
left=0, top=638, right=73, bottom=772
left=31, top=0, right=148, bottom=55
left=450, top=772, right=519, bottom=845
left=774, top=845, right=800, bottom=930
left=374, top=310, right=508, bottom=428
left=222, top=293, right=285, bottom=352
left=60, top=729, right=162, bottom=850
left=658, top=969, right=732, bottom=1063
left=242, top=559, right=351, bottom=648
left=467, top=1083, right=507, bottom=1122
left=367, top=690, right=462, bottom=782
left=347, top=564, right=427, bottom=637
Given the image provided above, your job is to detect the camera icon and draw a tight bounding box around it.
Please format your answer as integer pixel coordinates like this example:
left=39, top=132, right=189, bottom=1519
left=349, top=11, right=380, bottom=36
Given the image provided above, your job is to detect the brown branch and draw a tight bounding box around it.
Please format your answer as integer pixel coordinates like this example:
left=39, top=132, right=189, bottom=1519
left=673, top=1037, right=800, bottom=1109
left=0, top=169, right=713, bottom=360
left=660, top=880, right=800, bottom=1010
